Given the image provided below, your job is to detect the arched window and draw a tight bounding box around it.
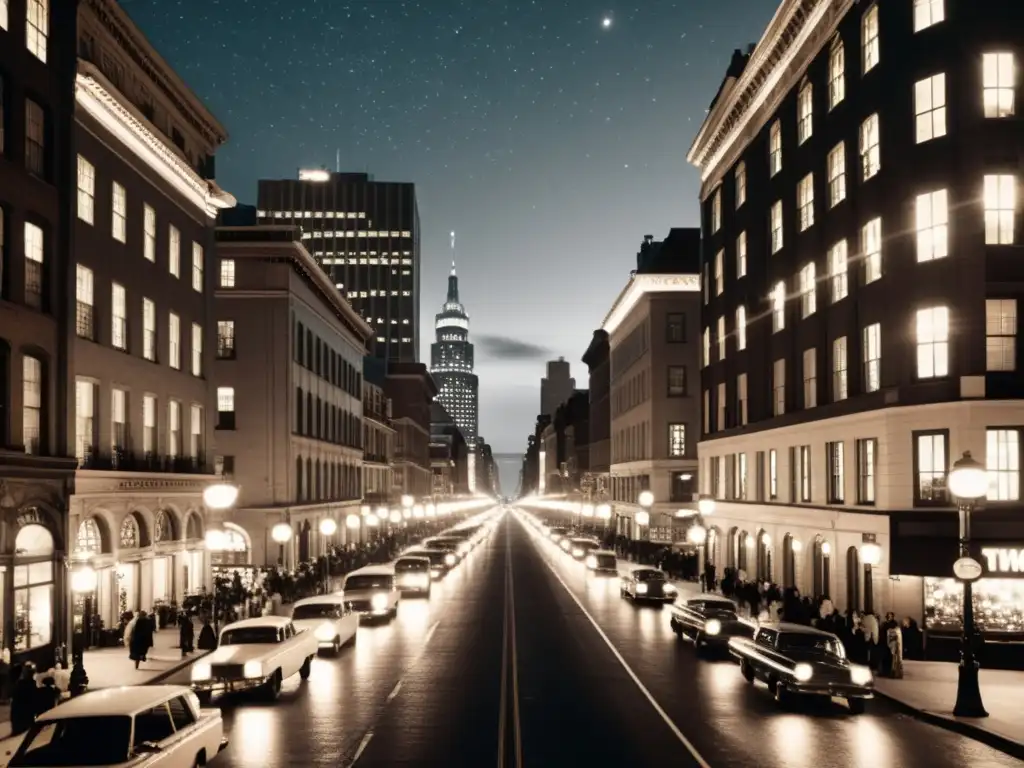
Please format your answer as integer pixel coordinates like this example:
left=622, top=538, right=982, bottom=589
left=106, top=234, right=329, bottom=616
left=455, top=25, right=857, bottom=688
left=298, top=520, right=311, bottom=562
left=727, top=527, right=738, bottom=569
left=707, top=527, right=721, bottom=567
left=296, top=455, right=304, bottom=501
left=813, top=536, right=832, bottom=599
left=846, top=546, right=861, bottom=611
left=120, top=516, right=140, bottom=549
left=14, top=523, right=55, bottom=651
left=153, top=510, right=170, bottom=543
left=738, top=531, right=749, bottom=572
left=212, top=523, right=250, bottom=566
left=295, top=388, right=304, bottom=435
left=315, top=459, right=322, bottom=501
left=782, top=534, right=795, bottom=587
left=756, top=530, right=772, bottom=582
left=185, top=513, right=203, bottom=540
left=76, top=518, right=102, bottom=555
left=15, top=524, right=54, bottom=557
left=305, top=458, right=313, bottom=502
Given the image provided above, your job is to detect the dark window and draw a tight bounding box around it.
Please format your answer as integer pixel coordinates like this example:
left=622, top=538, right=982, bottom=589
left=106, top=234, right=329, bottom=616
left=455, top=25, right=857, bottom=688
left=666, top=312, right=686, bottom=342
left=296, top=321, right=305, bottom=363
left=0, top=208, right=8, bottom=301
left=25, top=100, right=46, bottom=178
left=856, top=438, right=876, bottom=504
left=667, top=365, right=687, bottom=396
left=913, top=429, right=948, bottom=505
left=0, top=75, right=6, bottom=155
left=11, top=716, right=132, bottom=766
left=132, top=704, right=176, bottom=748
left=826, top=441, right=844, bottom=503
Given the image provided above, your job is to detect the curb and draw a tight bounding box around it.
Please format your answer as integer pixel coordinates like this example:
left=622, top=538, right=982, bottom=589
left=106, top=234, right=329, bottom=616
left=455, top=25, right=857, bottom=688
left=873, top=688, right=1024, bottom=761
left=142, top=650, right=213, bottom=686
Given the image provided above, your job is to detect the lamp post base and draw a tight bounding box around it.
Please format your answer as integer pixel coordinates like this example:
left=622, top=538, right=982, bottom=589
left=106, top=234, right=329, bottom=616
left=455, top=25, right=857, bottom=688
left=953, top=660, right=989, bottom=718
left=68, top=652, right=89, bottom=697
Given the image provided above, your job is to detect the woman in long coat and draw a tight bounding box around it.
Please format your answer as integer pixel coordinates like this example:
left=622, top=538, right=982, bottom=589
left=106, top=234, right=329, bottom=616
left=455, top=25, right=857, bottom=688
left=129, top=610, right=155, bottom=669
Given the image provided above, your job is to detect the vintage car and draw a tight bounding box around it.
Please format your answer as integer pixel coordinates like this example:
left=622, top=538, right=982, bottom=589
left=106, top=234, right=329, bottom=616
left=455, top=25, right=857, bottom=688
left=567, top=538, right=601, bottom=560
left=190, top=616, right=318, bottom=704
left=5, top=685, right=227, bottom=767
left=729, top=623, right=874, bottom=713
left=342, top=565, right=401, bottom=619
left=402, top=547, right=454, bottom=578
left=668, top=596, right=753, bottom=652
left=547, top=527, right=570, bottom=544
left=620, top=567, right=678, bottom=602
left=394, top=555, right=433, bottom=596
left=423, top=535, right=471, bottom=558
left=585, top=549, right=619, bottom=573
left=290, top=595, right=359, bottom=654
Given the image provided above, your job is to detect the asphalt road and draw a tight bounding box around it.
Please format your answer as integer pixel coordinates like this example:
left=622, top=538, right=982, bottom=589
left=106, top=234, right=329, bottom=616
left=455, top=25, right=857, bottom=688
left=161, top=510, right=1019, bottom=767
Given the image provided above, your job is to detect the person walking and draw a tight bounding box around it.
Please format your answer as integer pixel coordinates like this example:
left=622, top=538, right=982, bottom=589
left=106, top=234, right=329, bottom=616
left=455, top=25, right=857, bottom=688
left=10, top=663, right=39, bottom=735
left=178, top=611, right=195, bottom=657
left=129, top=610, right=155, bottom=670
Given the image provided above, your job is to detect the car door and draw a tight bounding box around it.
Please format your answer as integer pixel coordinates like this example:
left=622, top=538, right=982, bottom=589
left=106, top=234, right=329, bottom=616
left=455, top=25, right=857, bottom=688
left=131, top=702, right=178, bottom=762
left=338, top=603, right=359, bottom=644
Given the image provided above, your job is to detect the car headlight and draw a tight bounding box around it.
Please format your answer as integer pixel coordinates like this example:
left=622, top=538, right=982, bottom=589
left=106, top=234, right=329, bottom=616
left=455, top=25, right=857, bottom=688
left=560, top=540, right=570, bottom=551
left=636, top=583, right=649, bottom=595
left=243, top=661, right=263, bottom=679
left=371, top=593, right=389, bottom=611
left=793, top=663, right=814, bottom=682
left=572, top=548, right=583, bottom=558
left=458, top=544, right=470, bottom=556
left=315, top=622, right=337, bottom=642
left=191, top=663, right=211, bottom=682
left=585, top=555, right=597, bottom=569
left=704, top=619, right=722, bottom=636
left=849, top=664, right=873, bottom=686
left=663, top=584, right=677, bottom=594
left=445, top=553, right=457, bottom=566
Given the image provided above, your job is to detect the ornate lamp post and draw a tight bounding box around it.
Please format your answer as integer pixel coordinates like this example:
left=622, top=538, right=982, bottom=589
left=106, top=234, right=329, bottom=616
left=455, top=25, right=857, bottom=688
left=319, top=517, right=338, bottom=593
left=636, top=490, right=654, bottom=540
left=859, top=539, right=882, bottom=613
left=271, top=522, right=294, bottom=567
left=202, top=482, right=239, bottom=634
left=947, top=450, right=990, bottom=719
left=68, top=564, right=97, bottom=695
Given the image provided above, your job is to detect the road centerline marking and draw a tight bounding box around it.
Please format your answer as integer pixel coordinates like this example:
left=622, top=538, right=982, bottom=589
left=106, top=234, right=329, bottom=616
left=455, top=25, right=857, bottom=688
left=507, top=521, right=524, bottom=768
left=351, top=730, right=374, bottom=765
left=497, top=515, right=511, bottom=768
left=386, top=679, right=403, bottom=703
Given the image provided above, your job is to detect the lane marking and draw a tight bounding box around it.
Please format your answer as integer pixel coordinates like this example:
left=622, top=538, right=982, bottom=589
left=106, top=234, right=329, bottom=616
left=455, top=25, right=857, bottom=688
left=521, top=518, right=712, bottom=768
left=424, top=620, right=439, bottom=647
left=386, top=679, right=403, bottom=703
left=497, top=515, right=511, bottom=768
left=351, top=730, right=374, bottom=764
left=506, top=523, right=524, bottom=768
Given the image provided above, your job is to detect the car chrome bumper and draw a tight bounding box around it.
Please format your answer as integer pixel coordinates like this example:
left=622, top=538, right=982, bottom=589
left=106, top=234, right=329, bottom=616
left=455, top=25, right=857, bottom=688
left=786, top=683, right=874, bottom=699
left=192, top=678, right=266, bottom=695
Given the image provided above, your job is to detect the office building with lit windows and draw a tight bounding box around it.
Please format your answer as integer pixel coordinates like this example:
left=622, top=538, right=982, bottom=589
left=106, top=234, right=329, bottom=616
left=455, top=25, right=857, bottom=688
left=256, top=172, right=420, bottom=363
left=430, top=262, right=478, bottom=456
left=606, top=229, right=701, bottom=543
left=214, top=225, right=374, bottom=567
left=689, top=0, right=1024, bottom=630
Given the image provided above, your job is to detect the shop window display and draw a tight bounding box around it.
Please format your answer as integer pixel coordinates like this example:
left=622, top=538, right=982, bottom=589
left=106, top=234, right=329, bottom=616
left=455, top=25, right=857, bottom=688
left=924, top=576, right=1024, bottom=633
left=13, top=524, right=55, bottom=651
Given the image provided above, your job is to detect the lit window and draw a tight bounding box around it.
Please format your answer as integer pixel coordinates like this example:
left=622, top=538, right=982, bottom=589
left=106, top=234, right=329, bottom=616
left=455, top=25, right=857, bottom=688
left=217, top=387, right=235, bottom=430
left=26, top=0, right=48, bottom=62
left=859, top=114, right=880, bottom=180
left=828, top=240, right=848, bottom=303
left=736, top=374, right=748, bottom=426
left=191, top=323, right=203, bottom=376
left=143, top=205, right=156, bottom=262
left=736, top=232, right=747, bottom=277
left=862, top=6, right=879, bottom=73
left=717, top=315, right=726, bottom=360
left=985, top=299, right=1016, bottom=371
left=987, top=429, right=1020, bottom=501
left=862, top=217, right=882, bottom=283
left=0, top=0, right=7, bottom=30
left=711, top=187, right=722, bottom=233
left=217, top=320, right=236, bottom=359
left=111, top=182, right=126, bottom=242
left=711, top=250, right=723, bottom=295
left=769, top=120, right=782, bottom=176
left=915, top=432, right=947, bottom=503
left=983, top=53, right=1015, bottom=118
left=827, top=143, right=846, bottom=207
left=828, top=39, right=845, bottom=109
left=772, top=281, right=786, bottom=332
left=23, top=222, right=44, bottom=309
left=797, top=174, right=814, bottom=231
left=914, top=74, right=947, bottom=143
left=702, top=327, right=710, bottom=367
left=799, top=263, right=816, bottom=318
left=832, top=336, right=848, bottom=401
left=716, top=382, right=726, bottom=431
left=736, top=305, right=746, bottom=351
left=77, top=156, right=95, bottom=224
left=916, top=189, right=949, bottom=262
left=797, top=82, right=813, bottom=144
left=22, top=354, right=42, bottom=455
left=169, top=313, right=180, bottom=369
left=773, top=359, right=786, bottom=416
left=669, top=424, right=686, bottom=458
left=192, top=242, right=204, bottom=292
left=863, top=323, right=881, bottom=392
left=220, top=258, right=236, bottom=287
left=143, top=395, right=156, bottom=454
left=803, top=348, right=817, bottom=408
left=143, top=298, right=156, bottom=361
left=169, top=225, right=180, bottom=277
left=915, top=306, right=949, bottom=379
left=984, top=174, right=1016, bottom=245
left=111, top=282, right=127, bottom=351
left=770, top=201, right=783, bottom=253
left=913, top=0, right=944, bottom=31
left=75, top=264, right=94, bottom=340
left=735, top=162, right=746, bottom=209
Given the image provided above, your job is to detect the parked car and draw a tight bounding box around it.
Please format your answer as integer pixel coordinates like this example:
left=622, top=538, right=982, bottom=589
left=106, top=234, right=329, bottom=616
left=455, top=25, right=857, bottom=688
left=668, top=596, right=753, bottom=652
left=619, top=567, right=678, bottom=602
left=729, top=623, right=874, bottom=713
left=5, top=685, right=227, bottom=767
left=402, top=547, right=453, bottom=578
left=290, top=595, right=359, bottom=654
left=190, top=616, right=318, bottom=704
left=584, top=549, right=619, bottom=573
left=342, top=565, right=400, bottom=620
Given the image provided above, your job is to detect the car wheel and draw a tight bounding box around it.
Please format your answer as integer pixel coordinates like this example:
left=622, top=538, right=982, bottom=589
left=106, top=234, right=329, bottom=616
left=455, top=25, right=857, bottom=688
left=740, top=660, right=755, bottom=683
left=670, top=619, right=682, bottom=637
left=299, top=656, right=312, bottom=680
left=848, top=697, right=866, bottom=715
left=265, top=670, right=282, bottom=701
left=192, top=750, right=207, bottom=767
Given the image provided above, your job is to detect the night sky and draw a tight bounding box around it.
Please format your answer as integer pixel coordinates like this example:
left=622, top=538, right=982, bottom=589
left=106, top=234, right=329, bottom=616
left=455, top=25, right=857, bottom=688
left=125, top=0, right=776, bottom=455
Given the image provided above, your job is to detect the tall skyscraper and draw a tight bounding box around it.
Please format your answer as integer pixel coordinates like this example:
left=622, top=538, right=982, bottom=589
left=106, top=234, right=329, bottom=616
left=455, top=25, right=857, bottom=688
left=430, top=241, right=479, bottom=450
left=541, top=358, right=575, bottom=418
left=256, top=171, right=420, bottom=362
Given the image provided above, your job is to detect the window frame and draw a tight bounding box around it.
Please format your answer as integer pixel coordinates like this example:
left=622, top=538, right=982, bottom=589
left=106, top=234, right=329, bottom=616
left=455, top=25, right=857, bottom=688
left=912, top=428, right=949, bottom=506
left=985, top=298, right=1017, bottom=372
left=915, top=305, right=950, bottom=380
left=986, top=427, right=1021, bottom=503
left=797, top=173, right=814, bottom=231
left=856, top=438, right=877, bottom=505
left=914, top=73, right=947, bottom=143
left=859, top=114, right=880, bottom=180
left=832, top=336, right=848, bottom=402
left=827, top=142, right=846, bottom=207
left=915, top=189, right=949, bottom=262
left=982, top=52, right=1015, bottom=119
left=667, top=365, right=687, bottom=398
left=861, top=5, right=879, bottom=73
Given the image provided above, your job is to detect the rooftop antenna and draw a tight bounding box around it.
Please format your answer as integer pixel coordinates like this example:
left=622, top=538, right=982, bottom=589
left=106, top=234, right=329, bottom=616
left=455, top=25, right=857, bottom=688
left=335, top=148, right=340, bottom=172
left=450, top=230, right=456, bottom=274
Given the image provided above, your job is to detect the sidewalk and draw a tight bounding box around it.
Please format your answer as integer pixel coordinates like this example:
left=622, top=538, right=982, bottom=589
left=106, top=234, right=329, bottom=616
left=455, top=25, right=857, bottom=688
left=873, top=661, right=1024, bottom=758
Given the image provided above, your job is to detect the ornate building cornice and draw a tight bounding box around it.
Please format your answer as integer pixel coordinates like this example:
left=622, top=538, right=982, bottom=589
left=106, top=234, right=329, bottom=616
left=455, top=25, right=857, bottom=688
left=602, top=273, right=700, bottom=337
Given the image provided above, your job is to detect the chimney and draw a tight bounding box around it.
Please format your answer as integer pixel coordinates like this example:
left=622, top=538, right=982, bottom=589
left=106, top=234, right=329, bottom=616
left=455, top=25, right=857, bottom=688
left=644, top=234, right=654, bottom=244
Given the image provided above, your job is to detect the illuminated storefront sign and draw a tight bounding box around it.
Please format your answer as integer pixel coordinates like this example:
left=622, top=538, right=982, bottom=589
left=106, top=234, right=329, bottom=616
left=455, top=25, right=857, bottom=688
left=980, top=547, right=1024, bottom=574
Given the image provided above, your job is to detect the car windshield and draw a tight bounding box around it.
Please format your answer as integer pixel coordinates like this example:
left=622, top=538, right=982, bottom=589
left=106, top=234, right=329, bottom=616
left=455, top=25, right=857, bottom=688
left=293, top=603, right=342, bottom=620
left=778, top=632, right=844, bottom=658
left=430, top=539, right=461, bottom=548
left=395, top=559, right=429, bottom=572
left=702, top=604, right=739, bottom=620
left=345, top=575, right=391, bottom=591
left=10, top=716, right=131, bottom=766
left=636, top=570, right=666, bottom=582
left=572, top=540, right=598, bottom=550
left=595, top=554, right=617, bottom=567
left=549, top=528, right=569, bottom=536
left=406, top=550, right=446, bottom=565
left=221, top=626, right=281, bottom=644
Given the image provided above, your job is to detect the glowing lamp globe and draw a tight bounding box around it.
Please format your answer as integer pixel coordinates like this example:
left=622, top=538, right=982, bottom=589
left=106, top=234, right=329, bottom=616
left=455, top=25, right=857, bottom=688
left=596, top=504, right=612, bottom=520
left=687, top=525, right=708, bottom=546
left=403, top=509, right=412, bottom=520
left=635, top=510, right=650, bottom=527
left=401, top=495, right=414, bottom=509
left=271, top=523, right=294, bottom=544
left=413, top=504, right=425, bottom=518
left=697, top=496, right=716, bottom=516
left=203, top=482, right=239, bottom=510
left=319, top=518, right=338, bottom=537
left=345, top=514, right=361, bottom=530
left=791, top=539, right=803, bottom=552
left=70, top=566, right=98, bottom=594
left=376, top=506, right=389, bottom=520
left=948, top=451, right=988, bottom=500
left=426, top=504, right=437, bottom=518
left=581, top=504, right=594, bottom=518
left=821, top=541, right=832, bottom=556
left=860, top=542, right=883, bottom=567
left=389, top=510, right=403, bottom=524
left=637, top=490, right=655, bottom=508
left=761, top=532, right=771, bottom=546
left=204, top=529, right=228, bottom=551
left=360, top=505, right=371, bottom=517
left=366, top=513, right=380, bottom=527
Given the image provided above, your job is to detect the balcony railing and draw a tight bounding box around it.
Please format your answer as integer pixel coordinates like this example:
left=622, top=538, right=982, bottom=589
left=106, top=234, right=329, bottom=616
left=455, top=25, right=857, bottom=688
left=79, top=449, right=211, bottom=474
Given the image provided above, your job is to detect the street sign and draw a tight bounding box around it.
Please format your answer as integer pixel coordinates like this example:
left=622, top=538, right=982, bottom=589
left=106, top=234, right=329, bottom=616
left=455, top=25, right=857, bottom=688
left=953, top=556, right=983, bottom=582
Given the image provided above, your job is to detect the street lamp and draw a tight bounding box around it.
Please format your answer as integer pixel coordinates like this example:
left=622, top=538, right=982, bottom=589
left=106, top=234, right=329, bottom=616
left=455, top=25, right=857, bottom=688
left=697, top=494, right=717, bottom=517
left=636, top=491, right=653, bottom=532
left=401, top=495, right=414, bottom=510
left=68, top=564, right=97, bottom=695
left=345, top=513, right=361, bottom=530
left=389, top=509, right=403, bottom=525
left=860, top=540, right=882, bottom=614
left=202, top=482, right=239, bottom=510
left=687, top=523, right=708, bottom=546
left=271, top=522, right=293, bottom=566
left=319, top=517, right=337, bottom=592
left=413, top=504, right=425, bottom=519
left=948, top=450, right=989, bottom=719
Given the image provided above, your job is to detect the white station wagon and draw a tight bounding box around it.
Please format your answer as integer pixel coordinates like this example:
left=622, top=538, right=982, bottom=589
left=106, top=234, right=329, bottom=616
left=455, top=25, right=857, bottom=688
left=4, top=684, right=227, bottom=767
left=290, top=595, right=359, bottom=654
left=341, top=565, right=400, bottom=620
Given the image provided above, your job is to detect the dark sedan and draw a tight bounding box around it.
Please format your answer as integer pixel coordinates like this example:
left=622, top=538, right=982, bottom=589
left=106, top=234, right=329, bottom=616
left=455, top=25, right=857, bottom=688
left=619, top=567, right=678, bottom=602
left=668, top=596, right=753, bottom=653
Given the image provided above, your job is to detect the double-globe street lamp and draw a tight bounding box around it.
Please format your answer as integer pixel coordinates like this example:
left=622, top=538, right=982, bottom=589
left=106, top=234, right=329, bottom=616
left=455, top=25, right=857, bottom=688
left=319, top=517, right=338, bottom=593
left=203, top=481, right=241, bottom=635
left=681, top=495, right=717, bottom=584
left=68, top=561, right=99, bottom=695
left=636, top=490, right=654, bottom=539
